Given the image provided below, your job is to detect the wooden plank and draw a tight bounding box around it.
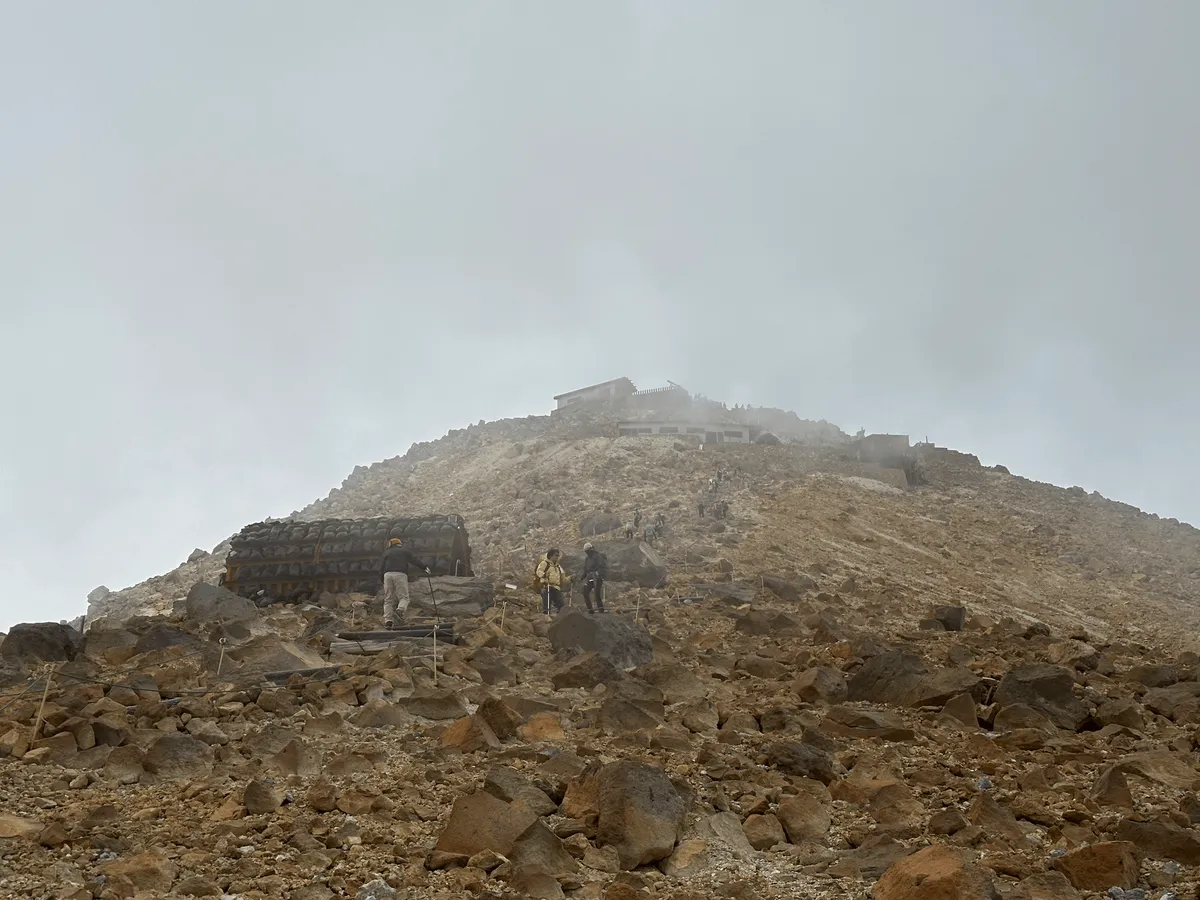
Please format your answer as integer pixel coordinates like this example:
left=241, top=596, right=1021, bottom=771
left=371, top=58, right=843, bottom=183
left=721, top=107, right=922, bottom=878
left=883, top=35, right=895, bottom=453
left=329, top=638, right=450, bottom=657
left=338, top=626, right=454, bottom=641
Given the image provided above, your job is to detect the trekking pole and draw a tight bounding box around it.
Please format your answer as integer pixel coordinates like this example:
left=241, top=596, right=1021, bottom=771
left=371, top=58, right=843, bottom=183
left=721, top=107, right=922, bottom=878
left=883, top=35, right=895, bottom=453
left=426, top=574, right=439, bottom=620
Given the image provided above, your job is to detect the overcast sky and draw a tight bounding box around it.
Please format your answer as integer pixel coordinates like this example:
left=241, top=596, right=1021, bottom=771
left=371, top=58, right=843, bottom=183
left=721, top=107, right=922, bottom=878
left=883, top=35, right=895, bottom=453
left=2, top=2, right=1197, bottom=629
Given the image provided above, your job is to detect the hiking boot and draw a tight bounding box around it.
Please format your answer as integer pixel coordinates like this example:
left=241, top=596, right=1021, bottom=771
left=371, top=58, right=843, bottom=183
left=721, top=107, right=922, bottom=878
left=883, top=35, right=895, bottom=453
left=384, top=620, right=395, bottom=630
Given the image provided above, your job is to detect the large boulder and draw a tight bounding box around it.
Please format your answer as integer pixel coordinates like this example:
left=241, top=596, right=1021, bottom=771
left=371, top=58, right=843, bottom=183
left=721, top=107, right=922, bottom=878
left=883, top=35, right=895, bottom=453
left=872, top=844, right=997, bottom=900
left=993, top=664, right=1089, bottom=732
left=560, top=541, right=667, bottom=588
left=143, top=734, right=213, bottom=780
left=578, top=512, right=624, bottom=538
left=133, top=624, right=201, bottom=656
left=595, top=760, right=686, bottom=869
left=1, top=622, right=84, bottom=666
left=409, top=577, right=494, bottom=618
left=184, top=583, right=256, bottom=624
left=848, top=650, right=982, bottom=708
left=1051, top=841, right=1139, bottom=891
left=435, top=790, right=538, bottom=857
left=759, top=574, right=817, bottom=603
left=548, top=610, right=653, bottom=670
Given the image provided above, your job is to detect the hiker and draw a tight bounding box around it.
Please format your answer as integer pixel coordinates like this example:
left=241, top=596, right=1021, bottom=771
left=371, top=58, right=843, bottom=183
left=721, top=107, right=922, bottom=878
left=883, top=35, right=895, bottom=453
left=580, top=542, right=608, bottom=613
left=655, top=512, right=666, bottom=528
left=623, top=522, right=635, bottom=539
left=633, top=508, right=643, bottom=529
left=534, top=548, right=570, bottom=616
left=697, top=498, right=705, bottom=518
left=380, top=537, right=431, bottom=628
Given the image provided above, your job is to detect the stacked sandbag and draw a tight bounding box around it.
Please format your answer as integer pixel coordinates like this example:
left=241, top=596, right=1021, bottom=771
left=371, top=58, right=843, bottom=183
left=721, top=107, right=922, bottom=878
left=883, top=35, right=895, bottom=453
left=220, top=516, right=472, bottom=598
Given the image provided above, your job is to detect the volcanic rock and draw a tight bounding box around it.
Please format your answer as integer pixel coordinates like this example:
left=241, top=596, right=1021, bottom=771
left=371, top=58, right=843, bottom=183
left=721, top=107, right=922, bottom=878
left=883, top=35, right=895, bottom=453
left=848, top=650, right=981, bottom=708
left=1, top=622, right=83, bottom=665
left=595, top=760, right=686, bottom=869
left=993, top=664, right=1089, bottom=731
left=1051, top=841, right=1140, bottom=891
left=548, top=610, right=654, bottom=669
left=872, top=844, right=998, bottom=900
left=184, top=582, right=256, bottom=623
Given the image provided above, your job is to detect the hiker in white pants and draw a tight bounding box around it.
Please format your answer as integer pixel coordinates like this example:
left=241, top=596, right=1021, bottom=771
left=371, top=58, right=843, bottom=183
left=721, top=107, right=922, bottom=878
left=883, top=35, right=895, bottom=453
left=379, top=537, right=431, bottom=628
left=383, top=571, right=410, bottom=626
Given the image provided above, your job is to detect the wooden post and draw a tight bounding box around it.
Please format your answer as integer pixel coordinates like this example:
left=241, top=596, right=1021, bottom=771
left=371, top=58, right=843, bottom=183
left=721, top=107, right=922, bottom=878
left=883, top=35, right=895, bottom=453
left=30, top=665, right=55, bottom=744
left=217, top=638, right=227, bottom=676
left=432, top=621, right=439, bottom=687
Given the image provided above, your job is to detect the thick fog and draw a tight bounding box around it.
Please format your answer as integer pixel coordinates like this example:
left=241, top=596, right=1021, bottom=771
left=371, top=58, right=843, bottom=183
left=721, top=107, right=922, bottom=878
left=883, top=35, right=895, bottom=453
left=2, top=2, right=1197, bottom=629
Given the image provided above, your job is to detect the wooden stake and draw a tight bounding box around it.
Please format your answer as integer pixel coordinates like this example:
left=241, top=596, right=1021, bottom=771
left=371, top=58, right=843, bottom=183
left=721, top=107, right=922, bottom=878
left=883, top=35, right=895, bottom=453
left=499, top=602, right=508, bottom=633
left=217, top=638, right=227, bottom=676
left=30, top=665, right=55, bottom=744
left=432, top=620, right=439, bottom=687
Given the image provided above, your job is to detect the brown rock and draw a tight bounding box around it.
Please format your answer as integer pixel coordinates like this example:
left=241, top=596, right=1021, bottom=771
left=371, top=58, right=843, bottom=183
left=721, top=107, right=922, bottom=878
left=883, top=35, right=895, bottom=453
left=509, top=821, right=580, bottom=877
left=37, top=822, right=69, bottom=847
left=1114, top=818, right=1200, bottom=863
left=823, top=706, right=915, bottom=742
left=848, top=650, right=981, bottom=708
left=1114, top=750, right=1200, bottom=790
left=435, top=790, right=539, bottom=857
left=1096, top=698, right=1144, bottom=730
left=0, top=813, right=42, bottom=839
left=967, top=792, right=1026, bottom=845
left=929, top=808, right=969, bottom=836
left=1045, top=640, right=1099, bottom=671
left=595, top=759, right=686, bottom=869
left=101, top=851, right=177, bottom=894
left=1051, top=841, right=1139, bottom=891
left=519, top=712, right=566, bottom=742
left=175, top=875, right=222, bottom=897
left=1010, top=871, right=1080, bottom=900
left=485, top=766, right=558, bottom=817
left=872, top=844, right=997, bottom=900
left=742, top=813, right=785, bottom=850
left=764, top=740, right=837, bottom=784
left=1091, top=767, right=1134, bottom=808
left=934, top=605, right=967, bottom=631
left=476, top=697, right=525, bottom=741
left=792, top=666, right=848, bottom=704
left=551, top=652, right=623, bottom=689
left=1127, top=664, right=1179, bottom=688
left=400, top=689, right=468, bottom=720
left=993, top=664, right=1088, bottom=731
left=351, top=700, right=410, bottom=728
left=243, top=778, right=284, bottom=815
left=441, top=715, right=501, bottom=753
left=307, top=777, right=339, bottom=813
left=336, top=787, right=377, bottom=816
left=600, top=697, right=662, bottom=734
left=506, top=867, right=564, bottom=899
left=777, top=785, right=832, bottom=842
left=660, top=839, right=710, bottom=877
left=269, top=738, right=321, bottom=777
left=142, top=734, right=212, bottom=780
left=103, top=745, right=144, bottom=784
left=942, top=693, right=979, bottom=728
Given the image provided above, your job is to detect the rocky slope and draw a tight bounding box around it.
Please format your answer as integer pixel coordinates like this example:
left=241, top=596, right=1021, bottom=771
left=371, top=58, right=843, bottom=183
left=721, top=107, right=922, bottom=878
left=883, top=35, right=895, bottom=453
left=14, top=402, right=1200, bottom=899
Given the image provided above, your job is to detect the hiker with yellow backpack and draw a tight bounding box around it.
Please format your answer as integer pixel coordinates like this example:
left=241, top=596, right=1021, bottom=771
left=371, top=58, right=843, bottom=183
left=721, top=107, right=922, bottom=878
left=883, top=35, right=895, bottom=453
left=534, top=548, right=571, bottom=616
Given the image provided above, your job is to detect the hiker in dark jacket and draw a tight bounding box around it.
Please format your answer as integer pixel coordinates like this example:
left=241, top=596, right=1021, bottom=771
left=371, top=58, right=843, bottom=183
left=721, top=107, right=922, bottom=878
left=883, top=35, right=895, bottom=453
left=379, top=537, right=431, bottom=628
left=580, top=542, right=608, bottom=613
